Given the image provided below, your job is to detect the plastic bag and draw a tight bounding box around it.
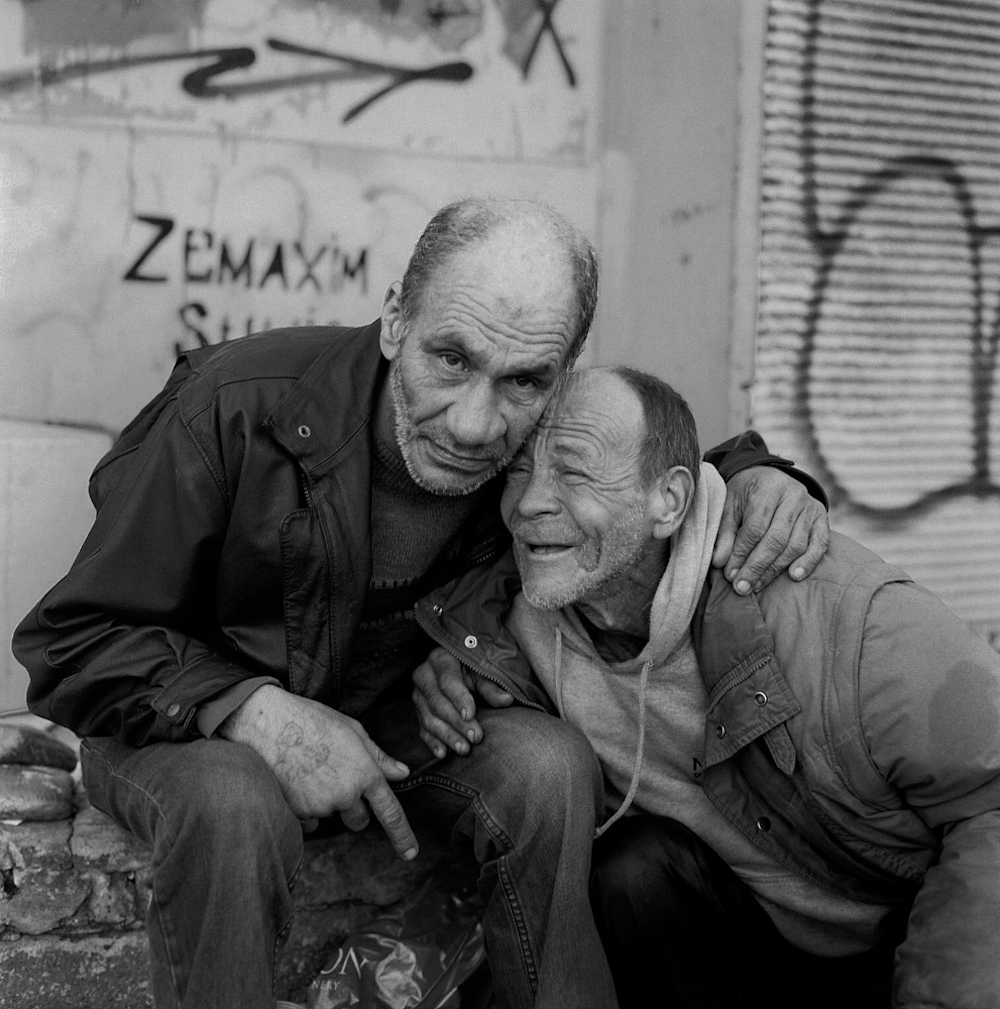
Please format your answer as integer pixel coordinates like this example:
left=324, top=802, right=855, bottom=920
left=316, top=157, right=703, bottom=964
left=308, top=877, right=488, bottom=1009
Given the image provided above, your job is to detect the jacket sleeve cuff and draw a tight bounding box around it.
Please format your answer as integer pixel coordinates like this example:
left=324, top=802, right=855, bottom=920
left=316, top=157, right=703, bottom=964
left=148, top=655, right=280, bottom=739
left=195, top=677, right=283, bottom=738
left=703, top=430, right=829, bottom=510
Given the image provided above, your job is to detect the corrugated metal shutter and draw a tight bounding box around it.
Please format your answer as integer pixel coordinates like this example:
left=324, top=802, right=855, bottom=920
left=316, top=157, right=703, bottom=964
left=753, top=0, right=1000, bottom=649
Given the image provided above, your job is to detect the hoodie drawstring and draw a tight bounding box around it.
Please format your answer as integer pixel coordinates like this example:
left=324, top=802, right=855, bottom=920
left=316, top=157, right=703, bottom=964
left=594, top=656, right=653, bottom=839
left=554, top=627, right=565, bottom=719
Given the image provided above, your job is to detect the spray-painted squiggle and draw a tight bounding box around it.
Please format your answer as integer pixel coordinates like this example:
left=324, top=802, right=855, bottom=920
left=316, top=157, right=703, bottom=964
left=776, top=0, right=1000, bottom=520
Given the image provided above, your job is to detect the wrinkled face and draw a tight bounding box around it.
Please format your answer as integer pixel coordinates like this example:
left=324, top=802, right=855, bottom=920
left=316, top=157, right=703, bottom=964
left=382, top=230, right=577, bottom=495
left=501, top=373, right=654, bottom=609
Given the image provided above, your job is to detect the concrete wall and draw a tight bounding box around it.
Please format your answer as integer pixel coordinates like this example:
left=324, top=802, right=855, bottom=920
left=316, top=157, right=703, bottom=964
left=594, top=0, right=751, bottom=451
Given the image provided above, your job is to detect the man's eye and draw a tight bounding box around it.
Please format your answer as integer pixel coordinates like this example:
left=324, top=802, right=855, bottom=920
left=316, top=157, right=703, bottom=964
left=507, top=461, right=532, bottom=478
left=510, top=375, right=538, bottom=390
left=439, top=352, right=465, bottom=370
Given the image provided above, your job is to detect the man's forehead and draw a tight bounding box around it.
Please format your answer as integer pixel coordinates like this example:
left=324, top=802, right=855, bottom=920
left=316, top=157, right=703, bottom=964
left=446, top=227, right=573, bottom=299
left=414, top=237, right=578, bottom=370
left=533, top=373, right=642, bottom=458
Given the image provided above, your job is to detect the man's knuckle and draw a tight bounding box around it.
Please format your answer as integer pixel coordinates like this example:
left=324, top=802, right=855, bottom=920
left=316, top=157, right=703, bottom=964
left=381, top=806, right=408, bottom=832
left=743, top=513, right=770, bottom=535
left=788, top=531, right=810, bottom=552
left=429, top=695, right=451, bottom=718
left=755, top=529, right=785, bottom=551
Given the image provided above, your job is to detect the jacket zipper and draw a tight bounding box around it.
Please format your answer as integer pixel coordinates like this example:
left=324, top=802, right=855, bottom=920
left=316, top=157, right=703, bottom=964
left=415, top=607, right=547, bottom=713
left=298, top=468, right=314, bottom=507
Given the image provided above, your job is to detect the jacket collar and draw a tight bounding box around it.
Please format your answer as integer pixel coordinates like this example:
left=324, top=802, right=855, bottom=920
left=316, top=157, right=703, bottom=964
left=263, top=320, right=388, bottom=480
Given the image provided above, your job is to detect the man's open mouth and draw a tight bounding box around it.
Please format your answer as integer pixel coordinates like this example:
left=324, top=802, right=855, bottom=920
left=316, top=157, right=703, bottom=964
left=520, top=541, right=577, bottom=556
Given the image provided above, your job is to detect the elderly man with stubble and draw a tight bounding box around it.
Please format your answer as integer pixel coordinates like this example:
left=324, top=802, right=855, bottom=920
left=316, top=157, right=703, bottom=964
left=415, top=366, right=1000, bottom=1009
left=14, top=199, right=829, bottom=1009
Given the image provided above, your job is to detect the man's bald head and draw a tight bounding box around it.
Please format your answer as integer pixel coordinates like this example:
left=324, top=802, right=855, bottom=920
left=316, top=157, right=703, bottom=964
left=398, top=197, right=599, bottom=365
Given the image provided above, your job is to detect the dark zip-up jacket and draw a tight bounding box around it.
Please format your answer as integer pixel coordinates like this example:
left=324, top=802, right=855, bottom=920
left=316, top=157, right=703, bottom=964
left=12, top=323, right=817, bottom=748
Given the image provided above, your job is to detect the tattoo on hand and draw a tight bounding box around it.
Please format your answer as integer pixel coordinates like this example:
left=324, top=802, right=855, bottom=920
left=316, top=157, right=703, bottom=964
left=274, top=721, right=330, bottom=780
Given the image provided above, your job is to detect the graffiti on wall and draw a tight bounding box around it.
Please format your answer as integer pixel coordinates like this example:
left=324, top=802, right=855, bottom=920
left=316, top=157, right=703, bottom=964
left=0, top=0, right=594, bottom=158
left=754, top=0, right=1000, bottom=638
left=793, top=150, right=1000, bottom=521
left=122, top=211, right=370, bottom=352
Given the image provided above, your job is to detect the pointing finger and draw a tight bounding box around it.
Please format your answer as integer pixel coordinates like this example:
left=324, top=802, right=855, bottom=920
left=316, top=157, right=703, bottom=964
left=365, top=779, right=419, bottom=861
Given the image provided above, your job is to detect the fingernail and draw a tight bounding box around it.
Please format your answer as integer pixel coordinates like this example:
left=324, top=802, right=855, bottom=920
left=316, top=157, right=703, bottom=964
left=434, top=746, right=445, bottom=758
left=455, top=741, right=468, bottom=754
left=466, top=729, right=476, bottom=743
left=403, top=847, right=418, bottom=861
left=726, top=569, right=738, bottom=581
left=735, top=580, right=751, bottom=595
left=791, top=566, right=805, bottom=580
left=395, top=761, right=410, bottom=774
left=461, top=708, right=470, bottom=720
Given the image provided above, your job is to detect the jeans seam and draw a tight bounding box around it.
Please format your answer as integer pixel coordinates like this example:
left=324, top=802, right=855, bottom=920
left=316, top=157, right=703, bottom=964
left=83, top=742, right=187, bottom=1005
left=394, top=771, right=538, bottom=993
left=272, top=853, right=304, bottom=1001
left=496, top=854, right=538, bottom=993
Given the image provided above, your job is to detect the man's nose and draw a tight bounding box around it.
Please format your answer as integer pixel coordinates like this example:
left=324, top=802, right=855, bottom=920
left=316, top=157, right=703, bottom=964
left=447, top=379, right=505, bottom=447
left=515, top=466, right=560, bottom=517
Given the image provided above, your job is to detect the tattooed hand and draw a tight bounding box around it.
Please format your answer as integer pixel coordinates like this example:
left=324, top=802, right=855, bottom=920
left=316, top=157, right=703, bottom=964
left=219, top=684, right=418, bottom=860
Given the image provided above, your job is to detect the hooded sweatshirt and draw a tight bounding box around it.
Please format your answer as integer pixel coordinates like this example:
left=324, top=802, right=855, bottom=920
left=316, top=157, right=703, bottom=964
left=508, top=462, right=893, bottom=955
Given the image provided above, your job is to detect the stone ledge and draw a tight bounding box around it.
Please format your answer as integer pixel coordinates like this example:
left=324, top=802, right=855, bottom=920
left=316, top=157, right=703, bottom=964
left=0, top=794, right=465, bottom=1006
left=0, top=932, right=152, bottom=1009
left=0, top=795, right=153, bottom=938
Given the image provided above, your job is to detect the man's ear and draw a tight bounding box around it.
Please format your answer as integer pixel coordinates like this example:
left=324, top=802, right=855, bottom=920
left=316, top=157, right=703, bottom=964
left=649, top=466, right=696, bottom=541
left=379, top=281, right=405, bottom=360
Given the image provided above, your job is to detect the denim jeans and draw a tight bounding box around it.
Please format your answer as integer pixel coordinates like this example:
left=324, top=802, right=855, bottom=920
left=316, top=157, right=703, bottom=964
left=80, top=706, right=618, bottom=1009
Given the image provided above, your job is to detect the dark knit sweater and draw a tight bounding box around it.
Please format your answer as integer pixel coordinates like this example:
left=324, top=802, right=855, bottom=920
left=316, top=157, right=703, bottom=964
left=339, top=436, right=490, bottom=719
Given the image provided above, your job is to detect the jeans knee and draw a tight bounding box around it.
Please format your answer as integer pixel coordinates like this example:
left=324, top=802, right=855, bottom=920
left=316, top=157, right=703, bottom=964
left=472, top=710, right=603, bottom=842
left=160, top=741, right=300, bottom=858
left=503, top=713, right=600, bottom=803
left=542, top=719, right=603, bottom=805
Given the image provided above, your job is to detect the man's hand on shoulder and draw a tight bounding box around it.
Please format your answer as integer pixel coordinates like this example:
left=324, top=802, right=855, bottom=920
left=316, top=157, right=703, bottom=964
left=713, top=465, right=830, bottom=595
left=219, top=684, right=419, bottom=860
left=412, top=647, right=513, bottom=759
